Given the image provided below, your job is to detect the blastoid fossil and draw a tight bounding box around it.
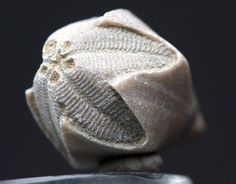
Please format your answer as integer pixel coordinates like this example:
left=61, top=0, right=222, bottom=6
left=25, top=9, right=205, bottom=171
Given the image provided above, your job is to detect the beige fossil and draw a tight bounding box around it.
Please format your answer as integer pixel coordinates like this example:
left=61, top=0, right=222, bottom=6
left=25, top=9, right=205, bottom=172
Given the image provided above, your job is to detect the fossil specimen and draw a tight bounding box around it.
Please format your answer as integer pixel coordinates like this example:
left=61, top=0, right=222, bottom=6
left=25, top=9, right=205, bottom=171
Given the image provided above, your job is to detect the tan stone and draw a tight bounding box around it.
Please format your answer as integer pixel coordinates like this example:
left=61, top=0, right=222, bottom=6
left=25, top=9, right=205, bottom=172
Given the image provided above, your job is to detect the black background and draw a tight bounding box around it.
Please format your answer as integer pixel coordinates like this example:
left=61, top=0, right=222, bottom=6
left=0, top=0, right=235, bottom=184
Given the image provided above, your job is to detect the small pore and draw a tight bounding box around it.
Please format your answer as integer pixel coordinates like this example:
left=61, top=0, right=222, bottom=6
left=39, top=65, right=48, bottom=75
left=43, top=40, right=57, bottom=57
left=49, top=71, right=60, bottom=85
left=61, top=41, right=72, bottom=55
left=63, top=58, right=75, bottom=69
left=63, top=41, right=72, bottom=50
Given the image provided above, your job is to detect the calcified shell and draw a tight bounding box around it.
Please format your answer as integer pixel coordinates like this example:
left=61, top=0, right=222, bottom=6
left=25, top=9, right=205, bottom=171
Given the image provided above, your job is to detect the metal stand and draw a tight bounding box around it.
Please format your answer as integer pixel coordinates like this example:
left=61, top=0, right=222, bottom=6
left=0, top=173, right=192, bottom=184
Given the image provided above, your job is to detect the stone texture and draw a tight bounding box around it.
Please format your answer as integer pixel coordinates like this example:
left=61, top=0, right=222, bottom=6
left=25, top=9, right=205, bottom=171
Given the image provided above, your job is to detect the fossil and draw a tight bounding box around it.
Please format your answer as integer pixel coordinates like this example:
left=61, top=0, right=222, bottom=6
left=25, top=9, right=205, bottom=171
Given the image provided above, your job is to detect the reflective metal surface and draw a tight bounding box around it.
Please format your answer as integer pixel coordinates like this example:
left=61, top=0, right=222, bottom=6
left=0, top=173, right=192, bottom=184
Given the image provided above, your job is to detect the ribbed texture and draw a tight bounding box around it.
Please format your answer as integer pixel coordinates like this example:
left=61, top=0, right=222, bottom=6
left=72, top=52, right=169, bottom=79
left=74, top=27, right=172, bottom=56
left=33, top=9, right=176, bottom=149
left=34, top=65, right=145, bottom=144
left=33, top=68, right=66, bottom=152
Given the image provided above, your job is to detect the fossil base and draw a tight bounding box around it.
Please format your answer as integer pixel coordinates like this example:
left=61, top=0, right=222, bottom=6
left=0, top=173, right=192, bottom=184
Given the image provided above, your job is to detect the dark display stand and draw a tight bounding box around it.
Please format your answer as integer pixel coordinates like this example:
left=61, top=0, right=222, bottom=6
left=0, top=173, right=192, bottom=184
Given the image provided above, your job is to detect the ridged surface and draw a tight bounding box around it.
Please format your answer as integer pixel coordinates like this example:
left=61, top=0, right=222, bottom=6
left=25, top=9, right=206, bottom=171
left=32, top=9, right=177, bottom=148
left=33, top=62, right=145, bottom=145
